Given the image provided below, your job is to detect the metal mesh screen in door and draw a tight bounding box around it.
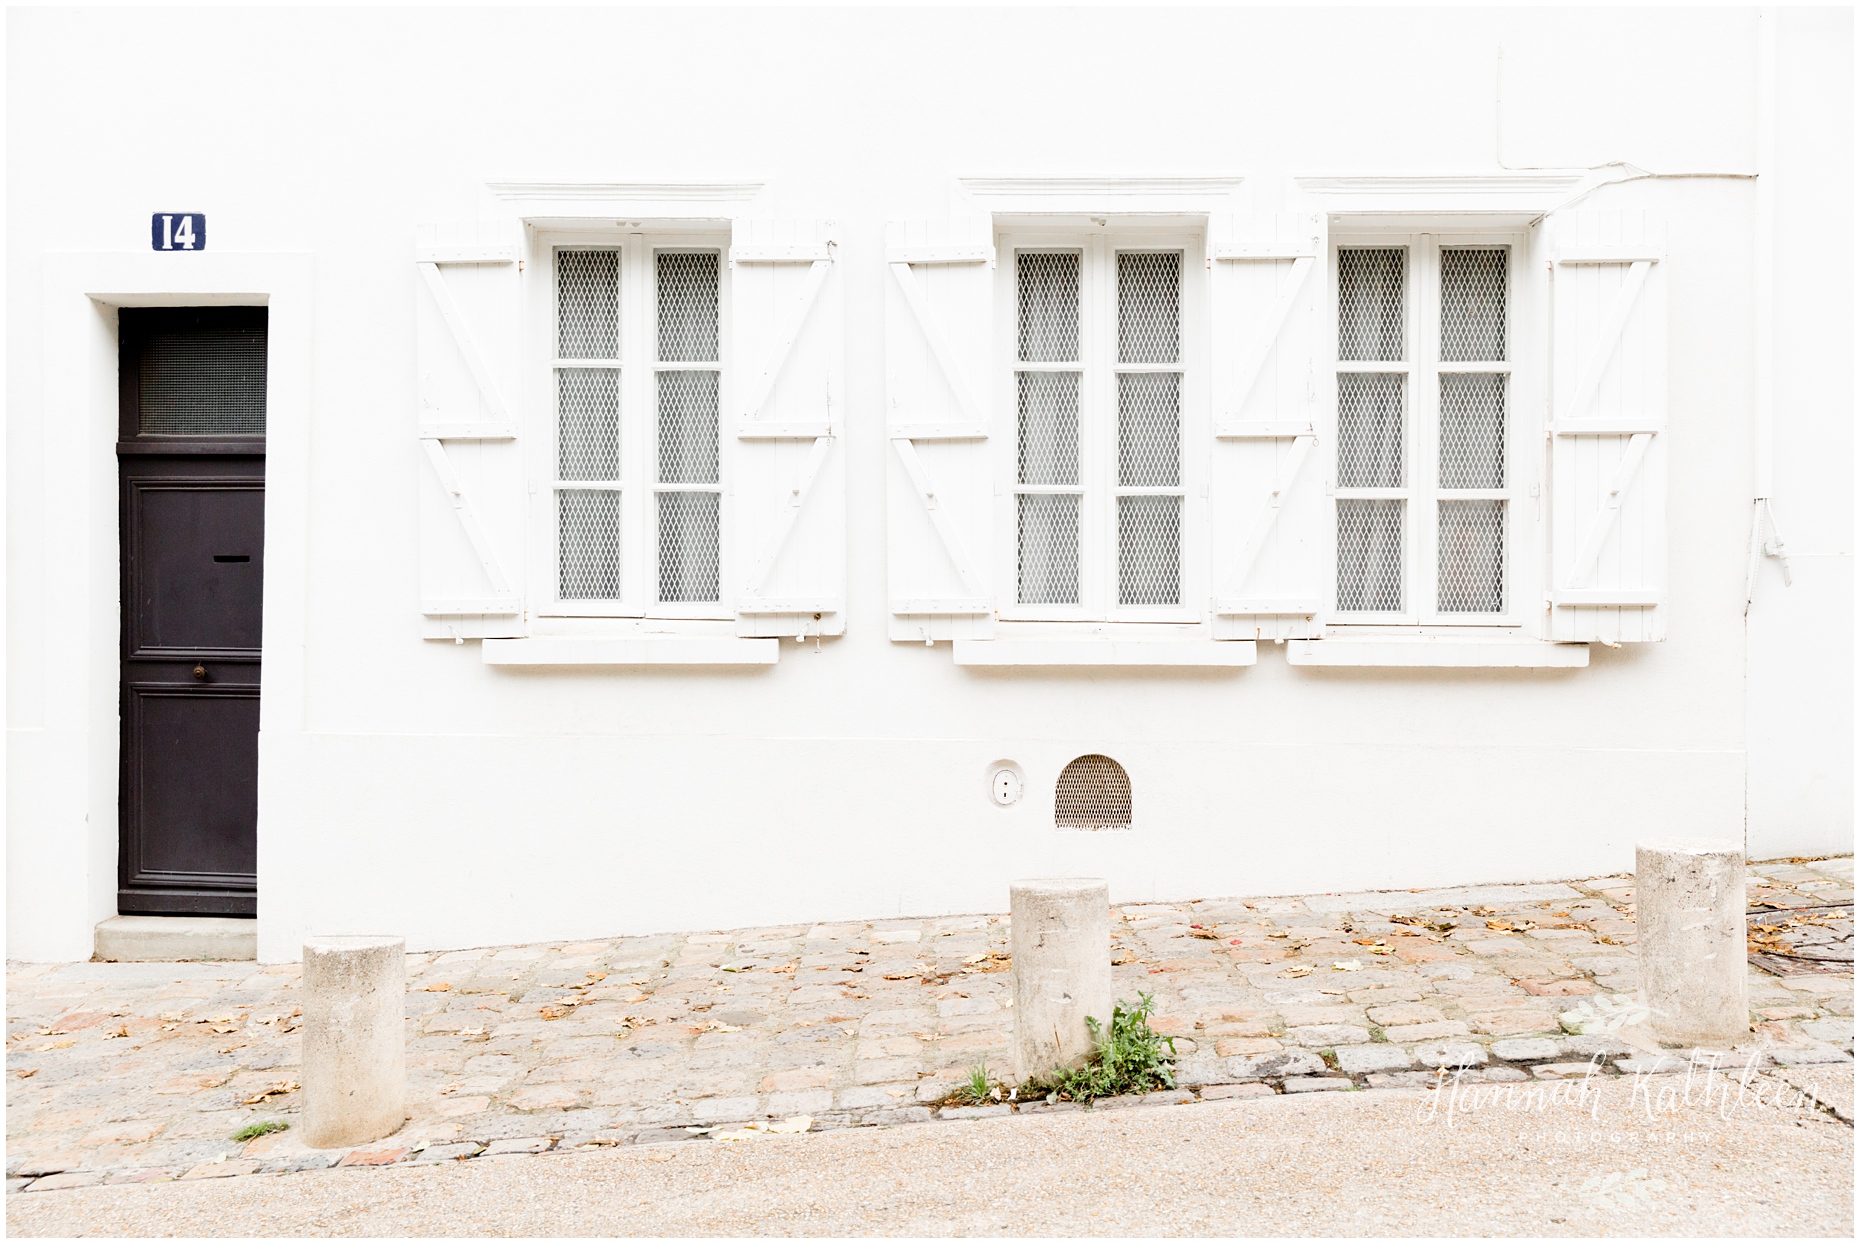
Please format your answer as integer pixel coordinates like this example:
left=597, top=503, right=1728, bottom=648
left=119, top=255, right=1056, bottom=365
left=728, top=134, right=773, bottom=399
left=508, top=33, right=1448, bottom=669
left=1055, top=755, right=1132, bottom=830
left=559, top=490, right=622, bottom=599
left=657, top=372, right=719, bottom=483
left=657, top=253, right=720, bottom=362
left=1336, top=498, right=1403, bottom=612
left=1118, top=496, right=1180, bottom=606
left=557, top=369, right=620, bottom=480
left=1118, top=373, right=1179, bottom=486
left=1336, top=373, right=1405, bottom=487
left=1438, top=374, right=1505, bottom=489
left=1439, top=248, right=1506, bottom=361
left=558, top=250, right=619, bottom=358
left=1437, top=500, right=1505, bottom=613
left=1018, top=252, right=1080, bottom=362
left=1117, top=252, right=1180, bottom=363
left=658, top=493, right=721, bottom=602
left=1337, top=248, right=1405, bottom=361
left=1018, top=495, right=1079, bottom=605
left=135, top=326, right=268, bottom=436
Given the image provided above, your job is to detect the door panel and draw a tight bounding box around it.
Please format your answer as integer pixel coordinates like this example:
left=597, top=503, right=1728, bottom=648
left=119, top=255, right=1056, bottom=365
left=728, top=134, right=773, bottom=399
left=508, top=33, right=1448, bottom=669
left=125, top=688, right=260, bottom=882
left=128, top=483, right=265, bottom=654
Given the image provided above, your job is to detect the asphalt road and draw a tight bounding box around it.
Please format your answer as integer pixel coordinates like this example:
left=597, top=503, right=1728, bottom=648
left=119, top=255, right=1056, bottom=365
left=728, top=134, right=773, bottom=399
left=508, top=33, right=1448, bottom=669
left=9, top=1073, right=1853, bottom=1237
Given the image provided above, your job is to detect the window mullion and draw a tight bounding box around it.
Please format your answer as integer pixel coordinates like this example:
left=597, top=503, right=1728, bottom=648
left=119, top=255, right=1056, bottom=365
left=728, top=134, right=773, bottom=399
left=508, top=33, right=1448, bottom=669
left=623, top=234, right=649, bottom=609
left=1416, top=235, right=1439, bottom=622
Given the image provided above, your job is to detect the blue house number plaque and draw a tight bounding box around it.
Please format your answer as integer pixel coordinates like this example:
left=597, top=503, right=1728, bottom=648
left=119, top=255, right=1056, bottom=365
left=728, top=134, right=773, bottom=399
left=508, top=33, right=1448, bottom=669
left=151, top=213, right=207, bottom=252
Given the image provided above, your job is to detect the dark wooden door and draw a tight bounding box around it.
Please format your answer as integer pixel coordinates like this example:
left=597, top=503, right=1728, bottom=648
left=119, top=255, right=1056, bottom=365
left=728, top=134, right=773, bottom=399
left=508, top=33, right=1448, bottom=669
left=118, top=308, right=267, bottom=916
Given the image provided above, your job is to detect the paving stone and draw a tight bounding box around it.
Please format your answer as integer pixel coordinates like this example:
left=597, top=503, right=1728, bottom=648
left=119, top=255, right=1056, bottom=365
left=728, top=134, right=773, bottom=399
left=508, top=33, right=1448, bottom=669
left=338, top=1147, right=411, bottom=1167
left=1092, top=1090, right=1193, bottom=1110
left=1198, top=1082, right=1276, bottom=1100
left=181, top=1160, right=261, bottom=1180
left=1287, top=1024, right=1371, bottom=1047
left=1561, top=1035, right=1635, bottom=1058
left=1800, top=1018, right=1853, bottom=1046
left=480, top=1137, right=556, bottom=1156
left=411, top=1143, right=485, bottom=1163
left=1488, top=1038, right=1562, bottom=1062
left=1767, top=1048, right=1854, bottom=1066
left=936, top=1104, right=1009, bottom=1120
left=1336, top=1045, right=1416, bottom=1074
left=1534, top=1061, right=1610, bottom=1079
left=1383, top=1021, right=1472, bottom=1042
left=1365, top=1071, right=1441, bottom=1089
left=24, top=1171, right=104, bottom=1192
left=1413, top=1041, right=1489, bottom=1068
left=1281, top=1077, right=1352, bottom=1093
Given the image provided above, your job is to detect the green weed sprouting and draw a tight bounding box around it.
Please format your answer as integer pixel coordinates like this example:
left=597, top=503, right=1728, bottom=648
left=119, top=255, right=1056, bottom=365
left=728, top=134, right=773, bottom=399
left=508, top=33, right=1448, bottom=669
left=1022, top=992, right=1177, bottom=1104
left=231, top=1120, right=289, bottom=1143
left=957, top=1058, right=995, bottom=1104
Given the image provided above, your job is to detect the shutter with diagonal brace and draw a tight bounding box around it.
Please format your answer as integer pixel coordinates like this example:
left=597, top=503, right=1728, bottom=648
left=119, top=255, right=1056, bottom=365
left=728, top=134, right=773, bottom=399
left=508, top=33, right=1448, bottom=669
left=885, top=217, right=996, bottom=642
left=417, top=220, right=526, bottom=639
left=1548, top=211, right=1668, bottom=642
left=1208, top=213, right=1327, bottom=640
left=730, top=219, right=846, bottom=637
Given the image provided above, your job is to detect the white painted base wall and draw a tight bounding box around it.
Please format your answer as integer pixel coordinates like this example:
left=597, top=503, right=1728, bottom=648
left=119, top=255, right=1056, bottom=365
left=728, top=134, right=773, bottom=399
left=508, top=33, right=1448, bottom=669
left=6, top=7, right=1851, bottom=962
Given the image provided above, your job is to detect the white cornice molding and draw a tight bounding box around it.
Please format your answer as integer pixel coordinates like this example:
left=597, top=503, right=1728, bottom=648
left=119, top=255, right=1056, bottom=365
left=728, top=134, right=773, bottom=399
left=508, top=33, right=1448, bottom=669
left=489, top=181, right=766, bottom=202
left=957, top=176, right=1245, bottom=214
left=1294, top=172, right=1590, bottom=215
left=484, top=180, right=768, bottom=221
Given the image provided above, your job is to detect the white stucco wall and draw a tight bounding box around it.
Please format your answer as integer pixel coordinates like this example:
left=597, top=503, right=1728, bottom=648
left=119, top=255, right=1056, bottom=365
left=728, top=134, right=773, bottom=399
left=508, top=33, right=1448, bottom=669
left=6, top=6, right=1851, bottom=962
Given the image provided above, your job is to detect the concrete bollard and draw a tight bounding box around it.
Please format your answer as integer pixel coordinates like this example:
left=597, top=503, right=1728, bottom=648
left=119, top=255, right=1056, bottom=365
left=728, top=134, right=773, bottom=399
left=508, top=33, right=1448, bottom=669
left=1010, top=879, right=1113, bottom=1081
left=302, top=936, right=407, bottom=1148
left=1635, top=840, right=1748, bottom=1049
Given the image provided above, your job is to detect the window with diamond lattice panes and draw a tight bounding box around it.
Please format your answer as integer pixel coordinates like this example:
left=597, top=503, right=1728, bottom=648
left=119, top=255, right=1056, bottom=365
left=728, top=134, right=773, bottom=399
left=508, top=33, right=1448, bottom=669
left=1008, top=237, right=1191, bottom=618
left=548, top=240, right=727, bottom=612
left=1331, top=240, right=1511, bottom=620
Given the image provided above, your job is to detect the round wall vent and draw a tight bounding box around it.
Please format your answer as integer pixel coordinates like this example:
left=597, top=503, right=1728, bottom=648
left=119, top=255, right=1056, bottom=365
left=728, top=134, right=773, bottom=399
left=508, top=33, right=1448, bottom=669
left=1054, top=754, right=1132, bottom=830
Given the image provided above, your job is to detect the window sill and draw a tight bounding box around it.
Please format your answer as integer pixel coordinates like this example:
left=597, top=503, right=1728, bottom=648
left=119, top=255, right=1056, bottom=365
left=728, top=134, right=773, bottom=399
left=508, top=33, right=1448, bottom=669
left=952, top=640, right=1256, bottom=668
left=1286, top=639, right=1589, bottom=668
left=481, top=637, right=779, bottom=667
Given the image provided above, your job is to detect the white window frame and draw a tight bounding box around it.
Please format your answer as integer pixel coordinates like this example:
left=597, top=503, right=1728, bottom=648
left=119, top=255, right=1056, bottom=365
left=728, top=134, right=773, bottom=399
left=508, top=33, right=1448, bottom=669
left=1324, top=228, right=1527, bottom=630
left=993, top=226, right=1207, bottom=626
left=529, top=227, right=734, bottom=622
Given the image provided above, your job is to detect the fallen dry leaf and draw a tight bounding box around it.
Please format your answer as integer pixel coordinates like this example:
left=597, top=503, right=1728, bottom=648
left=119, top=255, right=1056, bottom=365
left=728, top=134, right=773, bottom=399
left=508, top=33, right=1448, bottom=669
left=424, top=982, right=451, bottom=993
left=1331, top=960, right=1363, bottom=972
left=36, top=1040, right=75, bottom=1052
left=770, top=964, right=795, bottom=975
left=242, top=1080, right=299, bottom=1105
left=1281, top=966, right=1314, bottom=978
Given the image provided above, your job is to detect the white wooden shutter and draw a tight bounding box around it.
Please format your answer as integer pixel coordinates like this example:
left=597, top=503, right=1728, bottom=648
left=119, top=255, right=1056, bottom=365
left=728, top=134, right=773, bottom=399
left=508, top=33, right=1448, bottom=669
left=885, top=217, right=996, bottom=642
left=1548, top=211, right=1668, bottom=642
left=417, top=220, right=526, bottom=640
left=729, top=219, right=846, bottom=637
left=1208, top=213, right=1327, bottom=640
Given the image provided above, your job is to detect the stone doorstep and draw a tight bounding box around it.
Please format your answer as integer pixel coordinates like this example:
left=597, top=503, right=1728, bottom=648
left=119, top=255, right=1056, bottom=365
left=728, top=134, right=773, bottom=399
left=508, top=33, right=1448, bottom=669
left=93, top=915, right=256, bottom=963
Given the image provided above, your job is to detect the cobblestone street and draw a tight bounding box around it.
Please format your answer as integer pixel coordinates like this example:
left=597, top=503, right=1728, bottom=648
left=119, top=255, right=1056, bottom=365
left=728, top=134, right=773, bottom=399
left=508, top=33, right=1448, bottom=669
left=7, top=857, right=1851, bottom=1200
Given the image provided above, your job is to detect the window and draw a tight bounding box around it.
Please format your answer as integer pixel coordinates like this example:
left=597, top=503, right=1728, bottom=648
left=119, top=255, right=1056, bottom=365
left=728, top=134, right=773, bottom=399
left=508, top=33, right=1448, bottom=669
left=547, top=237, right=727, bottom=615
left=1332, top=237, right=1513, bottom=622
left=1003, top=232, right=1199, bottom=621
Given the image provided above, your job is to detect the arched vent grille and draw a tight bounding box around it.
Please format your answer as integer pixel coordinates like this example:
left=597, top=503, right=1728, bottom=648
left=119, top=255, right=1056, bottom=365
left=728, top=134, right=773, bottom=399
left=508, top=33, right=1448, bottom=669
left=1055, top=754, right=1132, bottom=830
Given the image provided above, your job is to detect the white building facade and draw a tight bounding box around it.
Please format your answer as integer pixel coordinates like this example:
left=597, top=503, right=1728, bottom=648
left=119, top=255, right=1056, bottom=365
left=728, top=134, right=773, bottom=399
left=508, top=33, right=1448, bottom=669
left=6, top=6, right=1852, bottom=963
